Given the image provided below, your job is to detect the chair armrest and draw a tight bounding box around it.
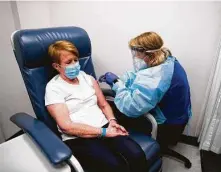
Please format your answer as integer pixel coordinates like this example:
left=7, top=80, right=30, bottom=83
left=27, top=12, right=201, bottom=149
left=10, top=113, right=72, bottom=165
left=144, top=113, right=158, bottom=140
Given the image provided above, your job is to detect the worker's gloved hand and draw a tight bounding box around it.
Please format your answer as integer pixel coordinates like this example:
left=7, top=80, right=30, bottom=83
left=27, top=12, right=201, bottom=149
left=99, top=72, right=119, bottom=86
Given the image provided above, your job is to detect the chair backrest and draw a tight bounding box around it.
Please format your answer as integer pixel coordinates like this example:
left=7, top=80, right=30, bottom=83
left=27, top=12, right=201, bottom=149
left=11, top=26, right=96, bottom=133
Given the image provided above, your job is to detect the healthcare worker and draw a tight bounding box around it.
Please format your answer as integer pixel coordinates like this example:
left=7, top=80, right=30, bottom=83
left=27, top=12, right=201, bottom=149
left=99, top=31, right=192, bottom=148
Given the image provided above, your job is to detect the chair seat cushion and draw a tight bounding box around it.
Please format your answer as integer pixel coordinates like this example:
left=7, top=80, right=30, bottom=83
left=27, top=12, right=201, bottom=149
left=129, top=131, right=161, bottom=169
left=149, top=159, right=162, bottom=172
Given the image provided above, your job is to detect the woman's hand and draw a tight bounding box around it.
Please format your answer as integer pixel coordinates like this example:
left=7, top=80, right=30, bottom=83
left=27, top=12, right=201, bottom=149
left=105, top=121, right=129, bottom=137
left=106, top=126, right=128, bottom=137
left=108, top=120, right=128, bottom=134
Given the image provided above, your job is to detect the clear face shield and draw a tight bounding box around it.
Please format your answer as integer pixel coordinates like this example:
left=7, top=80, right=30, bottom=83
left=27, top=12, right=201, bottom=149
left=131, top=46, right=148, bottom=72
left=131, top=46, right=162, bottom=72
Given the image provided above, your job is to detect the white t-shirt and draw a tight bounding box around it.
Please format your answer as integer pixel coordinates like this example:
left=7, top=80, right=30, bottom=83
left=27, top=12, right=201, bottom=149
left=45, top=71, right=108, bottom=141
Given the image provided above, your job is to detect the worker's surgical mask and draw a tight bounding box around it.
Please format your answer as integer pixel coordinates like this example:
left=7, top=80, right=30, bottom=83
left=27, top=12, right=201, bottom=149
left=131, top=47, right=162, bottom=72
left=133, top=56, right=149, bottom=72
left=62, top=62, right=81, bottom=79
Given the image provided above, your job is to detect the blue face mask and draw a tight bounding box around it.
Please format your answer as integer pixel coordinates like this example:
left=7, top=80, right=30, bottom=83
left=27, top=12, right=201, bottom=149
left=133, top=57, right=149, bottom=72
left=64, top=62, right=81, bottom=79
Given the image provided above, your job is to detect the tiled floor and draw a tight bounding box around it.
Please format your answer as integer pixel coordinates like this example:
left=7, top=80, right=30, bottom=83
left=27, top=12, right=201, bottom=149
left=163, top=143, right=201, bottom=172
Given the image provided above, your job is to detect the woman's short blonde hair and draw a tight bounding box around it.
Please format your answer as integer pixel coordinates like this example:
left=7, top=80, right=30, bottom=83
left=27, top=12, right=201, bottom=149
left=48, top=40, right=79, bottom=64
left=129, top=32, right=171, bottom=67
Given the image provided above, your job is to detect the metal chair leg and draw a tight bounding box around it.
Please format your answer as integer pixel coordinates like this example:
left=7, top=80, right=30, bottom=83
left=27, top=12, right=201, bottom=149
left=162, top=147, right=192, bottom=169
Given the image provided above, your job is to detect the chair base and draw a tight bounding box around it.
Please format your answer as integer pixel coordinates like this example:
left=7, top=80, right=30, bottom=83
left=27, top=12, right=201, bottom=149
left=162, top=147, right=192, bottom=169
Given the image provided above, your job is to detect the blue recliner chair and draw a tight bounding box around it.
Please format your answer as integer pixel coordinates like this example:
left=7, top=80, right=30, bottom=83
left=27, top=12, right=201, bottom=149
left=10, top=26, right=162, bottom=172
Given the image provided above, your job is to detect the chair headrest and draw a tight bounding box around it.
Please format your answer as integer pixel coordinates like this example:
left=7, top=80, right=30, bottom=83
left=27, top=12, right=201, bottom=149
left=12, top=26, right=91, bottom=68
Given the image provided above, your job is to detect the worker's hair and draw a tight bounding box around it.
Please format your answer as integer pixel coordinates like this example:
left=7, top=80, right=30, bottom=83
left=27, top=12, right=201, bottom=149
left=48, top=40, right=79, bottom=64
left=129, top=32, right=172, bottom=67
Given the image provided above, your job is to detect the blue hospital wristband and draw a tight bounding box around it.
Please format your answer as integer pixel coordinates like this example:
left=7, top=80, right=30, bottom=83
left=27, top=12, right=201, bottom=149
left=101, top=128, right=107, bottom=137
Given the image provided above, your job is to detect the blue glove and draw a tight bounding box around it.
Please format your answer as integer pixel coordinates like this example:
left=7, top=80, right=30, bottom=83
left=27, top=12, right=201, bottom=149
left=99, top=72, right=119, bottom=86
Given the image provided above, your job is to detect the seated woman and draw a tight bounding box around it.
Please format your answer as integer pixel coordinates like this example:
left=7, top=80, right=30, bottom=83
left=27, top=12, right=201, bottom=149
left=45, top=40, right=148, bottom=172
